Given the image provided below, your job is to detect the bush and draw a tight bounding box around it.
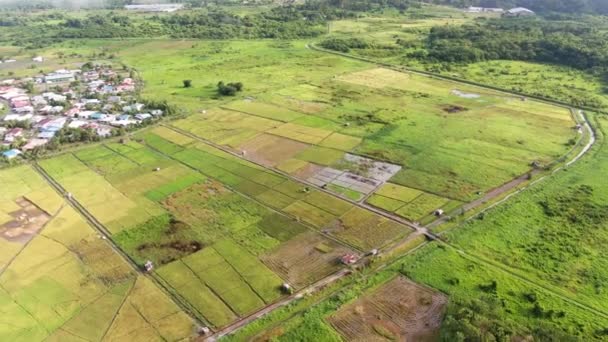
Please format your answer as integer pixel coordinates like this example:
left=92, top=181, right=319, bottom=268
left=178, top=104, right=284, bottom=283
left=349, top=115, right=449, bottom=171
left=217, top=81, right=243, bottom=96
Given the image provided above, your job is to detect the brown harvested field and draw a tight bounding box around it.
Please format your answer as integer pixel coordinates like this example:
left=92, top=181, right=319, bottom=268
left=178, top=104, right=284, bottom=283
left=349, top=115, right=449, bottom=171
left=261, top=231, right=353, bottom=289
left=0, top=197, right=51, bottom=243
left=328, top=276, right=448, bottom=342
left=239, top=134, right=309, bottom=167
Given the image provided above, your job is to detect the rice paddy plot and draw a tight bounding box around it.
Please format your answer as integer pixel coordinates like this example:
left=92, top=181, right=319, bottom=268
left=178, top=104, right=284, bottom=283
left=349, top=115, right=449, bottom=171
left=149, top=126, right=195, bottom=146
left=39, top=154, right=162, bottom=234
left=223, top=100, right=304, bottom=122
left=318, top=132, right=362, bottom=151
left=267, top=122, right=333, bottom=145
left=182, top=247, right=265, bottom=316
left=283, top=201, right=337, bottom=229
left=328, top=276, right=447, bottom=341
left=395, top=193, right=450, bottom=222
left=261, top=231, right=355, bottom=289
left=331, top=207, right=413, bottom=250
left=295, top=146, right=345, bottom=166
left=156, top=260, right=237, bottom=328
left=238, top=133, right=309, bottom=167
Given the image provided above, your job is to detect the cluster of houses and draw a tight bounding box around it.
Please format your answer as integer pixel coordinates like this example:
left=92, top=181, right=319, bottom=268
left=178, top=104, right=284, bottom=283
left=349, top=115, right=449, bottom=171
left=0, top=64, right=162, bottom=160
left=466, top=6, right=535, bottom=16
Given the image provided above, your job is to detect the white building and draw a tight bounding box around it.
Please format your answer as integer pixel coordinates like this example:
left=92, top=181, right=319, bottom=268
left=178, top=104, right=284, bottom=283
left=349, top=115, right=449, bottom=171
left=124, top=4, right=184, bottom=12
left=505, top=7, right=535, bottom=16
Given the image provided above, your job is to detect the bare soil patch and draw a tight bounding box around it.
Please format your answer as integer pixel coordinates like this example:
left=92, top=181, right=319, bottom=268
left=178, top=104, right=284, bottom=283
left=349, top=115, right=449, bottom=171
left=328, top=276, right=447, bottom=342
left=261, top=232, right=353, bottom=289
left=0, top=197, right=50, bottom=244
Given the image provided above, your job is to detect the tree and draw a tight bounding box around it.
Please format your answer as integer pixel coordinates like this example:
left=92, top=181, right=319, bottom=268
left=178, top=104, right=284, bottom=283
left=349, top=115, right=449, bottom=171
left=217, top=81, right=243, bottom=96
left=183, top=79, right=192, bottom=88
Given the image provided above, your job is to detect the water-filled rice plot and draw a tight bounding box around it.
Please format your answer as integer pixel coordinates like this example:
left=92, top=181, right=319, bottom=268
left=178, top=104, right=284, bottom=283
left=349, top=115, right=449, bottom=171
left=305, top=154, right=402, bottom=202
left=328, top=276, right=448, bottom=342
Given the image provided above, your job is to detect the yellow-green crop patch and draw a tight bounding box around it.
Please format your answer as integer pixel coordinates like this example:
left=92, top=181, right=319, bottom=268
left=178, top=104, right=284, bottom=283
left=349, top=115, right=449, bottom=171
left=268, top=123, right=334, bottom=144
left=39, top=154, right=162, bottom=234
left=0, top=201, right=193, bottom=341
left=284, top=201, right=337, bottom=228
left=375, top=183, right=424, bottom=202
left=223, top=100, right=304, bottom=122
left=319, top=132, right=362, bottom=151
left=149, top=126, right=195, bottom=146
left=396, top=193, right=450, bottom=222
left=332, top=207, right=413, bottom=250
left=296, top=146, right=345, bottom=166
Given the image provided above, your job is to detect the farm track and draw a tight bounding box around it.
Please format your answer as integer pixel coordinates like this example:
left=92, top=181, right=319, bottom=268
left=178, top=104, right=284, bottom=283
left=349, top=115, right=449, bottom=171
left=30, top=162, right=211, bottom=331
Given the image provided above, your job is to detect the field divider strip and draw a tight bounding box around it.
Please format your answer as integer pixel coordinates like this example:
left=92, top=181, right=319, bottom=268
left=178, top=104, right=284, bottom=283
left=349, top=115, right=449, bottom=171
left=30, top=162, right=211, bottom=331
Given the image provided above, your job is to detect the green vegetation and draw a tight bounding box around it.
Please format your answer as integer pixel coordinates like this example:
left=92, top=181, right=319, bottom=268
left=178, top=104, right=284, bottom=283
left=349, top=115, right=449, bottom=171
left=2, top=1, right=608, bottom=340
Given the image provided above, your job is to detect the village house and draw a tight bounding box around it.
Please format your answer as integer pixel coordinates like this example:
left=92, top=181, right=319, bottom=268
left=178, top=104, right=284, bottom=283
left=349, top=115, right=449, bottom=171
left=14, top=106, right=34, bottom=114
left=68, top=119, right=88, bottom=128
left=2, top=149, right=21, bottom=159
left=135, top=113, right=152, bottom=121
left=42, top=92, right=67, bottom=103
left=3, top=114, right=32, bottom=122
left=4, top=128, right=23, bottom=143
left=31, top=96, right=48, bottom=107
left=96, top=126, right=112, bottom=137
left=467, top=6, right=504, bottom=13
left=125, top=4, right=184, bottom=12
left=22, top=138, right=48, bottom=150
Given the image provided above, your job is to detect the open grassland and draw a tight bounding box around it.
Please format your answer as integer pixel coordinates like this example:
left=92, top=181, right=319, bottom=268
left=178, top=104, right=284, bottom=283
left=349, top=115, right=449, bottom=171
left=439, top=60, right=608, bottom=110
left=400, top=243, right=608, bottom=339
left=0, top=167, right=193, bottom=341
left=435, top=115, right=608, bottom=315
left=37, top=39, right=369, bottom=112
